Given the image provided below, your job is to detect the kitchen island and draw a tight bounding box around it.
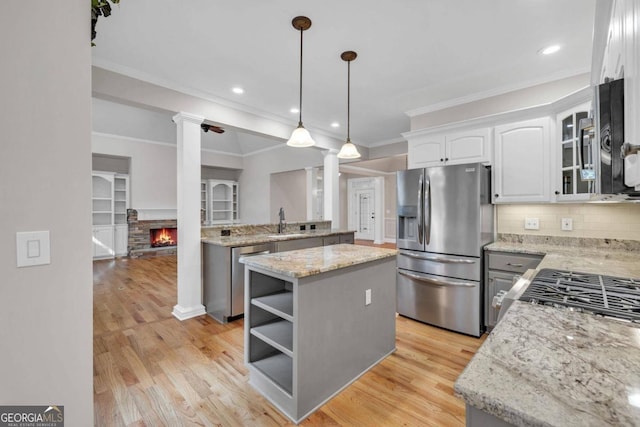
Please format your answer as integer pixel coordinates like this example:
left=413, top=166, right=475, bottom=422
left=456, top=237, right=640, bottom=426
left=240, top=244, right=397, bottom=424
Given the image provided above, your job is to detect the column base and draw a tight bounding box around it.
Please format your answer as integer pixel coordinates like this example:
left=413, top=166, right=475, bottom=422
left=172, top=304, right=206, bottom=321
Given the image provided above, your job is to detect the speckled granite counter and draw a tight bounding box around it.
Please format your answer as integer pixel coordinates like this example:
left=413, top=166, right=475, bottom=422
left=456, top=236, right=640, bottom=426
left=486, top=236, right=640, bottom=277
left=456, top=301, right=640, bottom=426
left=240, top=244, right=397, bottom=278
left=202, top=229, right=354, bottom=247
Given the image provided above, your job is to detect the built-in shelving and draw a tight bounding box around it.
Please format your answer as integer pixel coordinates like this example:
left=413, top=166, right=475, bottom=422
left=92, top=172, right=129, bottom=258
left=251, top=292, right=293, bottom=321
left=251, top=352, right=293, bottom=396
left=201, top=179, right=239, bottom=225
left=250, top=320, right=293, bottom=356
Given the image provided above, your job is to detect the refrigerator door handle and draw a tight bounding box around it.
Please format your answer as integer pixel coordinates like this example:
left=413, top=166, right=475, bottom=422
left=399, top=251, right=477, bottom=264
left=417, top=173, right=424, bottom=245
left=398, top=269, right=477, bottom=288
left=424, top=177, right=431, bottom=245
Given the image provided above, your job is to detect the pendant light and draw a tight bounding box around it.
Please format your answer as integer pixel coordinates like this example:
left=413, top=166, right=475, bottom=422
left=337, top=51, right=361, bottom=159
left=287, top=16, right=315, bottom=148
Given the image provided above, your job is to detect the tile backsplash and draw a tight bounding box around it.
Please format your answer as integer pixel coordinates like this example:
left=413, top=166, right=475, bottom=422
left=497, top=203, right=640, bottom=241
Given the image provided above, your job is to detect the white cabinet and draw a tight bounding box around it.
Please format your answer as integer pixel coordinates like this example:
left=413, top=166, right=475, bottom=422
left=493, top=117, right=551, bottom=204
left=407, top=128, right=491, bottom=168
left=202, top=179, right=239, bottom=225
left=92, top=225, right=114, bottom=258
left=92, top=172, right=129, bottom=259
left=114, top=224, right=128, bottom=256
left=554, top=103, right=593, bottom=201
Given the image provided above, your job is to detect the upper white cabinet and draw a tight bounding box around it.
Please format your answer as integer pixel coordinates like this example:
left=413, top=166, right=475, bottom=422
left=554, top=102, right=593, bottom=201
left=493, top=117, right=551, bottom=204
left=407, top=128, right=491, bottom=169
left=202, top=179, right=239, bottom=225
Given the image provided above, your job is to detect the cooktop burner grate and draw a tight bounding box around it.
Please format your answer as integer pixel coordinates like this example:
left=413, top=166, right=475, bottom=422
left=520, top=268, right=640, bottom=323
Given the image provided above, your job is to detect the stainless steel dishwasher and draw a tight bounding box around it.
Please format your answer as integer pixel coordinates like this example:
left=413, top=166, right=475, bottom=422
left=203, top=242, right=275, bottom=323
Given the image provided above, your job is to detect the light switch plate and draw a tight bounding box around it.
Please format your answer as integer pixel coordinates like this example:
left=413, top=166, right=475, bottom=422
left=365, top=289, right=372, bottom=306
left=16, top=231, right=50, bottom=267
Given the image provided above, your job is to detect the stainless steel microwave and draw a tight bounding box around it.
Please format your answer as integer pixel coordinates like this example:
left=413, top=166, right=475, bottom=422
left=579, top=78, right=634, bottom=194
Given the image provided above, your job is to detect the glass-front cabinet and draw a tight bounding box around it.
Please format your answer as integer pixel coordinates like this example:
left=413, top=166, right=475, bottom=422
left=555, top=102, right=593, bottom=201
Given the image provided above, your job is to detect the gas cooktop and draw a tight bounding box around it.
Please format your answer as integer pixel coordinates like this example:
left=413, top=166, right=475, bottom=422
left=519, top=268, right=640, bottom=323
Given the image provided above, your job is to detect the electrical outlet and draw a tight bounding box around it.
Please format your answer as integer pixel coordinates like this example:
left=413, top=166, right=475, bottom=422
left=300, top=225, right=306, bottom=231
left=365, top=289, right=372, bottom=306
left=524, top=218, right=539, bottom=230
left=561, top=217, right=573, bottom=231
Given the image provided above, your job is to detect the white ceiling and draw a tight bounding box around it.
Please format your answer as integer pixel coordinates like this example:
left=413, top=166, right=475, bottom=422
left=91, top=0, right=597, bottom=147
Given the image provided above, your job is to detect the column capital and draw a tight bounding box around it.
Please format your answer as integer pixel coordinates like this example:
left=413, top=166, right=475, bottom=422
left=322, top=149, right=339, bottom=157
left=172, top=112, right=205, bottom=125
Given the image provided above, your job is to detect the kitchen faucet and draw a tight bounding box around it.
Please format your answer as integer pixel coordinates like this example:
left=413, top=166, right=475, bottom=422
left=278, top=207, right=286, bottom=234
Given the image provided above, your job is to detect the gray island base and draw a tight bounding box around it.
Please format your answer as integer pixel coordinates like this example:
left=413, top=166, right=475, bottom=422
left=241, top=244, right=397, bottom=424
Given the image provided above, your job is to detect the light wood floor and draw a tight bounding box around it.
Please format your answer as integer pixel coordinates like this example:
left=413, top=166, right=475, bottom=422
left=94, top=254, right=486, bottom=426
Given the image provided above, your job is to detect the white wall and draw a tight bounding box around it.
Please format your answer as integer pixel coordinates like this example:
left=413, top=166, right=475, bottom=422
left=0, top=1, right=93, bottom=425
left=93, top=133, right=178, bottom=210
left=240, top=146, right=324, bottom=224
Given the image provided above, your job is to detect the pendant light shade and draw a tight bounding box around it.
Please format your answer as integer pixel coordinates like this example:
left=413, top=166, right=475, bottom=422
left=337, top=51, right=361, bottom=159
left=287, top=16, right=315, bottom=148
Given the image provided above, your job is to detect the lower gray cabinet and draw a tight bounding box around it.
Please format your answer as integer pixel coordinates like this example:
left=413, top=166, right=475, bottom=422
left=484, top=250, right=543, bottom=330
left=275, top=237, right=323, bottom=252
left=323, top=235, right=340, bottom=246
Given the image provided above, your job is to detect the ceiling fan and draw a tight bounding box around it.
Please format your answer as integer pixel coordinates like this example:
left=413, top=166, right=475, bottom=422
left=201, top=124, right=225, bottom=134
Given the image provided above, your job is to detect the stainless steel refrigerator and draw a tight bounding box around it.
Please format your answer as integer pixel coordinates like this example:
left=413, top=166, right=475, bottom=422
left=396, top=163, right=494, bottom=337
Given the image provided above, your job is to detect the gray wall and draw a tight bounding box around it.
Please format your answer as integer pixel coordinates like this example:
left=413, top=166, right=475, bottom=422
left=410, top=73, right=590, bottom=130
left=0, top=1, right=93, bottom=425
left=93, top=153, right=131, bottom=174
left=240, top=146, right=324, bottom=224
left=202, top=166, right=241, bottom=181
left=270, top=169, right=308, bottom=223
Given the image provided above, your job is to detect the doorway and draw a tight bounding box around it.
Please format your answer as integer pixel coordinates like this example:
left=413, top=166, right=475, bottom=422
left=347, top=177, right=384, bottom=243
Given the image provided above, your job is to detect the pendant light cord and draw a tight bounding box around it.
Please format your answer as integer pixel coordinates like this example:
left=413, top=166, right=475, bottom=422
left=298, top=27, right=303, bottom=126
left=347, top=59, right=351, bottom=142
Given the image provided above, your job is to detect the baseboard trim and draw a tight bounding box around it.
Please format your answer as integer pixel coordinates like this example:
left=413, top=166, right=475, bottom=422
left=172, top=304, right=206, bottom=321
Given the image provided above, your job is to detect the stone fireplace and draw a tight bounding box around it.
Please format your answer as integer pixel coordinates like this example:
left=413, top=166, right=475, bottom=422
left=127, top=209, right=178, bottom=257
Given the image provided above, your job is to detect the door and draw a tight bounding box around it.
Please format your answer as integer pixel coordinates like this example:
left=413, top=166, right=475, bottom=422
left=397, top=168, right=424, bottom=251
left=354, top=188, right=375, bottom=240
left=424, top=164, right=484, bottom=257
left=93, top=226, right=114, bottom=258
left=485, top=270, right=517, bottom=330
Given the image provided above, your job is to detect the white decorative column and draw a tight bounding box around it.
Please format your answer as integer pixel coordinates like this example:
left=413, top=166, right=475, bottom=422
left=323, top=149, right=340, bottom=228
left=172, top=112, right=206, bottom=321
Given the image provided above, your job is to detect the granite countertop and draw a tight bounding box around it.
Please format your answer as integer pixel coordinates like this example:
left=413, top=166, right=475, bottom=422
left=240, top=244, right=397, bottom=278
left=486, top=239, right=640, bottom=278
left=456, top=301, right=640, bottom=426
left=202, top=229, right=354, bottom=247
left=456, top=237, right=640, bottom=426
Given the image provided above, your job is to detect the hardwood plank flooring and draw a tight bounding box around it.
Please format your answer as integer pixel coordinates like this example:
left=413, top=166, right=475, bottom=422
left=94, top=254, right=486, bottom=426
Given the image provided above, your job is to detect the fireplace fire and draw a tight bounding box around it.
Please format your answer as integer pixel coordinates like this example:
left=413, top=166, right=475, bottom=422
left=150, top=227, right=178, bottom=248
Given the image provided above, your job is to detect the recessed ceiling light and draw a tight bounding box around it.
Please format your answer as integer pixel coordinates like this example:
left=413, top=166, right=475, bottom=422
left=331, top=122, right=340, bottom=128
left=290, top=107, right=300, bottom=114
left=539, top=45, right=561, bottom=55
left=232, top=87, right=244, bottom=94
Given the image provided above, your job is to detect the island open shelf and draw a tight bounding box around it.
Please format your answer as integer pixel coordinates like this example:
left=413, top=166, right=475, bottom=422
left=242, top=244, right=397, bottom=424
